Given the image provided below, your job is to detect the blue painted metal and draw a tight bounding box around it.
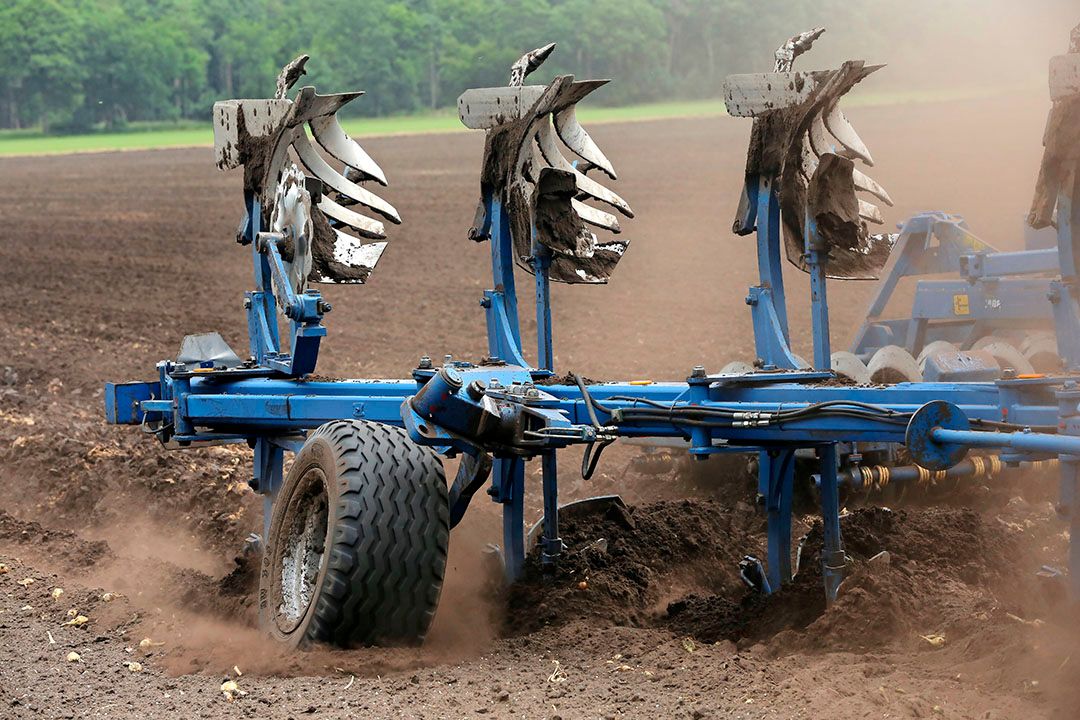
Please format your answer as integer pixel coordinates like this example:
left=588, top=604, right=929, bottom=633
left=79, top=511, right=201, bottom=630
left=494, top=457, right=526, bottom=581
left=762, top=449, right=795, bottom=590
left=482, top=197, right=529, bottom=368
left=540, top=451, right=561, bottom=565
left=962, top=248, right=1058, bottom=279
left=1052, top=182, right=1080, bottom=371
left=104, top=381, right=155, bottom=424
left=932, top=427, right=1080, bottom=457
left=817, top=443, right=845, bottom=604
left=532, top=233, right=555, bottom=373
left=254, top=438, right=284, bottom=540
left=904, top=400, right=973, bottom=470
left=921, top=350, right=1001, bottom=382
left=804, top=218, right=831, bottom=370
left=748, top=176, right=802, bottom=370
left=851, top=212, right=1057, bottom=360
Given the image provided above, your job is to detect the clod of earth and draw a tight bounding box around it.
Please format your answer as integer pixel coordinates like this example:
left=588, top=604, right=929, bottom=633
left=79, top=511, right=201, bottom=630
left=221, top=679, right=245, bottom=701
left=921, top=634, right=946, bottom=648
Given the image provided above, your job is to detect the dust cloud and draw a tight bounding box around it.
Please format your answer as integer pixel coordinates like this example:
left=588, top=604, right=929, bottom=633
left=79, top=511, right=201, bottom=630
left=765, top=1, right=1076, bottom=98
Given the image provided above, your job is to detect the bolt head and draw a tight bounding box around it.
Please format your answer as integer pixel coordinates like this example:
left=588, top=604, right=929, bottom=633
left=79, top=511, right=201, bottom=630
left=691, top=365, right=706, bottom=378
left=243, top=298, right=252, bottom=309
left=418, top=355, right=433, bottom=370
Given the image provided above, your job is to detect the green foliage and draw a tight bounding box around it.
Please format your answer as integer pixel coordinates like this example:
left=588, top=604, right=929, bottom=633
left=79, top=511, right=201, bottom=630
left=1, top=0, right=1072, bottom=133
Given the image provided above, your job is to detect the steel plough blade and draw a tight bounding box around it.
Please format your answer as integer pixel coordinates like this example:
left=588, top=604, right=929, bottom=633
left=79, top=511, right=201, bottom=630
left=458, top=45, right=634, bottom=284
left=724, top=28, right=894, bottom=279
left=211, top=58, right=400, bottom=285
left=309, top=114, right=387, bottom=186
left=293, top=131, right=400, bottom=223
left=535, top=122, right=632, bottom=217
left=553, top=104, right=616, bottom=180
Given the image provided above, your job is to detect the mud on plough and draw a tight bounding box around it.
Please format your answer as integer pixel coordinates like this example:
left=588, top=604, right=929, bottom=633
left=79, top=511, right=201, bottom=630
left=105, top=29, right=1080, bottom=649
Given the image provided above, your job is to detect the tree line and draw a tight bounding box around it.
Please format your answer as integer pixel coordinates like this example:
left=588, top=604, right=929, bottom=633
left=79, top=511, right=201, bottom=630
left=1, top=0, right=1070, bottom=133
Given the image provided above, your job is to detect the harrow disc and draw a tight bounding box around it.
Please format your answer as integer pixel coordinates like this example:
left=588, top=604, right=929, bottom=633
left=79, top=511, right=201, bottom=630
left=916, top=341, right=959, bottom=373
left=867, top=345, right=922, bottom=384
left=1020, top=331, right=1061, bottom=373
left=830, top=351, right=870, bottom=384
left=970, top=336, right=1035, bottom=375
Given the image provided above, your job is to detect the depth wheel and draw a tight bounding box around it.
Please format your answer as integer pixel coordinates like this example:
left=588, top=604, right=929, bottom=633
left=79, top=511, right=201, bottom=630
left=260, top=420, right=449, bottom=648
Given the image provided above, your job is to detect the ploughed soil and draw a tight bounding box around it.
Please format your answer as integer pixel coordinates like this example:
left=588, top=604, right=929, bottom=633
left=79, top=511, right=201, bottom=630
left=2, top=93, right=1078, bottom=719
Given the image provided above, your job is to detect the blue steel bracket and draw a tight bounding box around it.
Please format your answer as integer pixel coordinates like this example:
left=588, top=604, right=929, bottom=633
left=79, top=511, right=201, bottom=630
left=1049, top=280, right=1080, bottom=371
left=104, top=381, right=158, bottom=425
left=960, top=248, right=1059, bottom=280
left=246, top=232, right=329, bottom=377
left=745, top=286, right=804, bottom=370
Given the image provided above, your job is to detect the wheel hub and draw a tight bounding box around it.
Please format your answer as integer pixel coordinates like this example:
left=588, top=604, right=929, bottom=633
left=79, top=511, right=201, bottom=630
left=274, top=469, right=329, bottom=634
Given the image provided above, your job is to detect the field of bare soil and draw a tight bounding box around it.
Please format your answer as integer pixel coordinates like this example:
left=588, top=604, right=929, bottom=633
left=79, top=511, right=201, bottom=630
left=1, top=93, right=1078, bottom=719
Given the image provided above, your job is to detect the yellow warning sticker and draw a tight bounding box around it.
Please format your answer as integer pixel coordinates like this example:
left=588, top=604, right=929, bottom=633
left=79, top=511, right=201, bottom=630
left=953, top=294, right=970, bottom=316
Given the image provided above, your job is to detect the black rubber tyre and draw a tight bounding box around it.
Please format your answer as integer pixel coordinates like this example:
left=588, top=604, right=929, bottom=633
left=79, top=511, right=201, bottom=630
left=259, top=420, right=448, bottom=648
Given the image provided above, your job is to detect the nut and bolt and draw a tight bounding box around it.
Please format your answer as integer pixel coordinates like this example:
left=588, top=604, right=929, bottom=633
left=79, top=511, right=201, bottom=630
left=1002, top=367, right=1017, bottom=379
left=243, top=298, right=252, bottom=310
left=479, top=297, right=492, bottom=308
left=466, top=380, right=487, bottom=400
left=317, top=300, right=333, bottom=314
left=418, top=355, right=433, bottom=370
left=691, top=365, right=707, bottom=379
